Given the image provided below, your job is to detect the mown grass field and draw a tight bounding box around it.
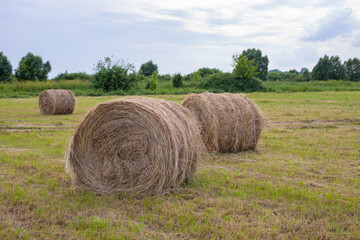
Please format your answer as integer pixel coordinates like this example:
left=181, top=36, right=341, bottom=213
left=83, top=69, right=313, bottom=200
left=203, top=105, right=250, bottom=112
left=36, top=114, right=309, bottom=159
left=0, top=91, right=359, bottom=239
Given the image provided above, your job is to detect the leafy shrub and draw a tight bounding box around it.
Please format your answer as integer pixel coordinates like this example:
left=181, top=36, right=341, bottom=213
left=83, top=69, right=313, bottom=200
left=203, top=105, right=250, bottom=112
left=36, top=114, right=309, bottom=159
left=92, top=57, right=137, bottom=92
left=198, top=67, right=221, bottom=78
left=182, top=73, right=192, bottom=82
left=240, top=77, right=267, bottom=92
left=158, top=74, right=172, bottom=81
left=173, top=73, right=183, bottom=88
left=55, top=71, right=92, bottom=81
left=201, top=72, right=266, bottom=92
left=200, top=55, right=266, bottom=92
left=201, top=72, right=235, bottom=91
left=192, top=70, right=201, bottom=83
left=267, top=72, right=310, bottom=82
left=232, top=55, right=266, bottom=92
left=149, top=71, right=158, bottom=90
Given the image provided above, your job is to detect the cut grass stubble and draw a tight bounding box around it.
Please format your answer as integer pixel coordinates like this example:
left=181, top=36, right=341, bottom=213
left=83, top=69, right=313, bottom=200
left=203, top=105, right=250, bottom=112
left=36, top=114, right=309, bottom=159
left=0, top=91, right=359, bottom=239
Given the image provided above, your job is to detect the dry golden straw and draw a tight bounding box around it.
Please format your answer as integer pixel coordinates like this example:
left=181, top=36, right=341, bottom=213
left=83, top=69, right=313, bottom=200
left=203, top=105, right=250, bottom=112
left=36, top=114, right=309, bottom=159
left=182, top=92, right=264, bottom=153
left=65, top=97, right=205, bottom=195
left=38, top=89, right=75, bottom=115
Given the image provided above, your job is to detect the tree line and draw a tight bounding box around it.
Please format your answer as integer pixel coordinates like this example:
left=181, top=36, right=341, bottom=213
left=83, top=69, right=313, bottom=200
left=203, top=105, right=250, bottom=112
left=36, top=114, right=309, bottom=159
left=1, top=50, right=359, bottom=93
left=0, top=52, right=51, bottom=82
left=89, top=49, right=268, bottom=93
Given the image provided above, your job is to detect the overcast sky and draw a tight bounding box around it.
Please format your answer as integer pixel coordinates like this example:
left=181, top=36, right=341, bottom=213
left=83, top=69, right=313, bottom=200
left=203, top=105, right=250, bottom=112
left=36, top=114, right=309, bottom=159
left=1, top=0, right=360, bottom=77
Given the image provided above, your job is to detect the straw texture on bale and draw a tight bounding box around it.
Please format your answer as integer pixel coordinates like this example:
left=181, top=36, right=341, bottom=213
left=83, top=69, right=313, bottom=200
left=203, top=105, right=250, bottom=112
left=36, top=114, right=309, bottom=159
left=65, top=97, right=205, bottom=195
left=182, top=92, right=264, bottom=153
left=38, top=89, right=75, bottom=115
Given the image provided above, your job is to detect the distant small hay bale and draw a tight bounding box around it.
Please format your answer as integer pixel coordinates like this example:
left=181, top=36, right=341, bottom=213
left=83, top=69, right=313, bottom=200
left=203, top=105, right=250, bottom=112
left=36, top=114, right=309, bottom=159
left=38, top=89, right=75, bottom=115
left=182, top=92, right=264, bottom=153
left=65, top=97, right=205, bottom=195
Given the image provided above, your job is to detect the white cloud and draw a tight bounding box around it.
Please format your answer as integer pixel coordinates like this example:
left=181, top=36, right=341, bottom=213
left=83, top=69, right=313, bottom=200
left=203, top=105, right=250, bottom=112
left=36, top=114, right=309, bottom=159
left=304, top=8, right=357, bottom=41
left=352, top=34, right=360, bottom=47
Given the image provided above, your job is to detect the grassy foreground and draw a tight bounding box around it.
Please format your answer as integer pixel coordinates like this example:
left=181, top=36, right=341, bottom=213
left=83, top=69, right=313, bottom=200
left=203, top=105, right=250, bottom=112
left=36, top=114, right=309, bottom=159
left=0, top=92, right=359, bottom=239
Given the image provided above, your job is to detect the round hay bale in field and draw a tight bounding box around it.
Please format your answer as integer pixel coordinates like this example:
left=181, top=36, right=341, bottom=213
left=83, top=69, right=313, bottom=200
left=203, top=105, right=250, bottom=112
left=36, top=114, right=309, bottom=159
left=65, top=97, right=205, bottom=195
left=182, top=92, right=264, bottom=153
left=38, top=89, right=75, bottom=115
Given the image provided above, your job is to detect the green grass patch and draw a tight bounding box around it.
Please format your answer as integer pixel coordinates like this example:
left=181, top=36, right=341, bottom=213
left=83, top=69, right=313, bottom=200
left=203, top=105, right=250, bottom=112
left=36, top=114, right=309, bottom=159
left=1, top=79, right=360, bottom=98
left=264, top=80, right=360, bottom=92
left=0, top=92, right=359, bottom=239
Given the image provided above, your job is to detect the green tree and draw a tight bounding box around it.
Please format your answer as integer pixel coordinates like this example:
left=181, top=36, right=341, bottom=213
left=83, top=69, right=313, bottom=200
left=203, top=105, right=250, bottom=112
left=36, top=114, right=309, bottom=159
left=233, top=48, right=269, bottom=81
left=172, top=73, right=183, bottom=88
left=139, top=60, right=158, bottom=77
left=312, top=55, right=332, bottom=80
left=233, top=55, right=259, bottom=80
left=0, top=52, right=12, bottom=82
left=302, top=69, right=311, bottom=81
left=192, top=70, right=201, bottom=83
left=15, top=52, right=51, bottom=81
left=232, top=55, right=266, bottom=92
left=312, top=55, right=347, bottom=80
left=330, top=55, right=347, bottom=80
left=149, top=70, right=158, bottom=90
left=344, top=58, right=360, bottom=82
left=93, top=57, right=137, bottom=92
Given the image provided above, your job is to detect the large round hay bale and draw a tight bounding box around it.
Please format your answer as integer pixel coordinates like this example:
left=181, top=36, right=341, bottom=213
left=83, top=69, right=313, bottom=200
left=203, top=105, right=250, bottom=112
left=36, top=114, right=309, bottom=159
left=182, top=92, right=264, bottom=153
left=38, top=89, right=75, bottom=115
left=65, top=97, right=205, bottom=195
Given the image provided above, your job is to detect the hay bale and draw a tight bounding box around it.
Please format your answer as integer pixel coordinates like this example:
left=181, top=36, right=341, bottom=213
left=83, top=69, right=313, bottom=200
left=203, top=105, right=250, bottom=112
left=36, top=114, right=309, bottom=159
left=38, top=89, right=75, bottom=115
left=65, top=97, right=205, bottom=195
left=182, top=92, right=264, bottom=153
